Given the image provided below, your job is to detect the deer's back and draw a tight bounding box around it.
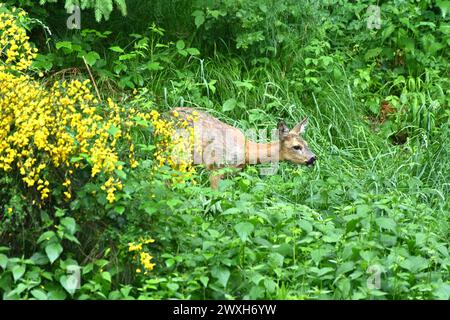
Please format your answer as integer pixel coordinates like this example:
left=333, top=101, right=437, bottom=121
left=171, top=107, right=246, bottom=167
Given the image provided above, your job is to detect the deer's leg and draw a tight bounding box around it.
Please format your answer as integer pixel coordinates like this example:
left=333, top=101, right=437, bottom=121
left=209, top=172, right=223, bottom=190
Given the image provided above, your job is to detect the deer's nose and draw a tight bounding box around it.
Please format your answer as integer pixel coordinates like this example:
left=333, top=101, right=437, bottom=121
left=306, top=156, right=316, bottom=166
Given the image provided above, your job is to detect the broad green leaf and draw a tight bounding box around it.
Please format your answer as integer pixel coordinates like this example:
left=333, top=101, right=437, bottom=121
left=61, top=217, right=76, bottom=235
left=55, top=41, right=72, bottom=50
left=234, top=222, right=254, bottom=242
left=199, top=276, right=209, bottom=287
left=176, top=40, right=185, bottom=51
left=30, top=252, right=49, bottom=266
left=0, top=253, right=7, bottom=269
left=434, top=282, right=450, bottom=300
left=356, top=204, right=371, bottom=215
left=211, top=266, right=230, bottom=288
left=12, top=264, right=26, bottom=282
left=48, top=289, right=67, bottom=300
left=192, top=10, right=205, bottom=28
left=146, top=61, right=162, bottom=71
left=45, top=243, right=63, bottom=264
left=336, top=261, right=355, bottom=278
left=375, top=217, right=397, bottom=231
left=186, top=47, right=200, bottom=56
left=222, top=98, right=237, bottom=112
left=298, top=220, right=313, bottom=233
left=37, top=231, right=56, bottom=244
left=83, top=51, right=100, bottom=66
left=437, top=0, right=450, bottom=18
left=399, top=256, right=429, bottom=273
left=364, top=47, right=382, bottom=60
left=31, top=289, right=48, bottom=300
left=167, top=283, right=179, bottom=291
left=101, top=271, right=112, bottom=282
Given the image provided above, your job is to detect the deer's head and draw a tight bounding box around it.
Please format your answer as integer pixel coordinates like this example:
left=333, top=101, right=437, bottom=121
left=278, top=118, right=316, bottom=166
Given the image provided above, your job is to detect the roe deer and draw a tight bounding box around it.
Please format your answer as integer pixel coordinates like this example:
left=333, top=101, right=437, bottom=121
left=170, top=107, right=316, bottom=189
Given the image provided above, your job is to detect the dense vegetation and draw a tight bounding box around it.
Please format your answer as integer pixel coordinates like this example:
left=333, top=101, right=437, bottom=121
left=0, top=0, right=448, bottom=300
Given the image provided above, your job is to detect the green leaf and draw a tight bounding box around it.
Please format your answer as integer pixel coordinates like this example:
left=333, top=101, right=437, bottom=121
left=114, top=206, right=125, bottom=214
left=101, top=271, right=112, bottom=282
left=222, top=98, right=237, bottom=112
left=109, top=46, right=124, bottom=53
left=336, top=261, right=355, bottom=278
left=298, top=220, right=313, bottom=233
left=48, top=288, right=67, bottom=300
left=30, top=252, right=49, bottom=265
left=55, top=41, right=72, bottom=51
left=167, top=283, right=179, bottom=291
left=364, top=47, right=382, bottom=60
left=375, top=217, right=396, bottom=231
left=60, top=272, right=80, bottom=295
left=176, top=40, right=185, bottom=51
left=434, top=282, right=450, bottom=300
left=186, top=47, right=200, bottom=56
left=356, top=204, right=371, bottom=215
left=61, top=217, right=76, bottom=235
left=45, top=243, right=63, bottom=264
left=37, top=231, right=56, bottom=244
left=199, top=276, right=209, bottom=287
left=399, top=256, right=429, bottom=273
left=146, top=61, right=162, bottom=71
left=0, top=253, right=7, bottom=269
left=83, top=51, right=101, bottom=66
left=107, top=125, right=121, bottom=137
left=234, top=222, right=254, bottom=242
left=12, top=264, right=26, bottom=282
left=192, top=10, right=205, bottom=28
left=437, top=0, right=450, bottom=18
left=211, top=266, right=230, bottom=288
left=31, top=289, right=48, bottom=300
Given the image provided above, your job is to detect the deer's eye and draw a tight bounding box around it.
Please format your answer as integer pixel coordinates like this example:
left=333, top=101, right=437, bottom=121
left=293, top=145, right=302, bottom=151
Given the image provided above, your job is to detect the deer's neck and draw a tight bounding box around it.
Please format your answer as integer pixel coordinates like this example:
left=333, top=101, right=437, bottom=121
left=245, top=140, right=281, bottom=164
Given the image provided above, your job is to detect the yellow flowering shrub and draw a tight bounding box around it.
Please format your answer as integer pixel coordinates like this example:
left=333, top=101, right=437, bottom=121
left=0, top=8, right=37, bottom=72
left=0, top=9, right=138, bottom=204
left=0, top=8, right=196, bottom=212
left=147, top=109, right=197, bottom=183
left=128, top=237, right=156, bottom=274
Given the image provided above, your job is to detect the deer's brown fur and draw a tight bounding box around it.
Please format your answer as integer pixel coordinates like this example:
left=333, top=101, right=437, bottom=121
left=171, top=107, right=316, bottom=189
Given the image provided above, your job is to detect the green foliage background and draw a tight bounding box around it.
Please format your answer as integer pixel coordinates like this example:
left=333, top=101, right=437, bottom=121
left=0, top=0, right=449, bottom=299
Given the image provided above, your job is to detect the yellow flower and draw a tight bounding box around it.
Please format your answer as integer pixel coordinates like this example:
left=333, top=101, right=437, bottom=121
left=128, top=242, right=143, bottom=252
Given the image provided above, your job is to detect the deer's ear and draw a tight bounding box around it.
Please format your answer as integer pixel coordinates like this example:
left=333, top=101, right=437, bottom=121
left=277, top=120, right=290, bottom=138
left=291, top=117, right=308, bottom=135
